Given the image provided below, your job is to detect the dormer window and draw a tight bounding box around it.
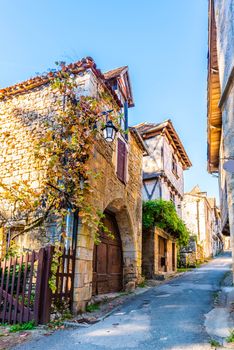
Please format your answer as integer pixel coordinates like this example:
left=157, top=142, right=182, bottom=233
left=111, top=80, right=118, bottom=91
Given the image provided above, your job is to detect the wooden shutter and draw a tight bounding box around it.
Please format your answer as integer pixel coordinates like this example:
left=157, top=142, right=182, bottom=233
left=117, top=138, right=127, bottom=183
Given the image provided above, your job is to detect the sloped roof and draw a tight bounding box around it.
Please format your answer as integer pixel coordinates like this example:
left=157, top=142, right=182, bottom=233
left=207, top=197, right=216, bottom=208
left=103, top=66, right=128, bottom=80
left=134, top=119, right=192, bottom=169
left=190, top=185, right=202, bottom=194
left=207, top=0, right=222, bottom=173
left=0, top=57, right=121, bottom=107
left=129, top=127, right=149, bottom=155
left=104, top=66, right=134, bottom=107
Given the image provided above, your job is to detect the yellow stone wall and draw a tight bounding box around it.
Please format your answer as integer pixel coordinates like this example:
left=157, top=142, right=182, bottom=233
left=154, top=227, right=177, bottom=275
left=74, top=134, right=143, bottom=311
left=142, top=227, right=177, bottom=279
left=0, top=78, right=144, bottom=310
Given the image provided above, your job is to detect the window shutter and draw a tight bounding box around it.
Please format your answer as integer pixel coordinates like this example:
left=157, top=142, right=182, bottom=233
left=117, top=138, right=127, bottom=183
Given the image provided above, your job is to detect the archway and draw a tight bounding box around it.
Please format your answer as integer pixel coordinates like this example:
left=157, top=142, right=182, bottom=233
left=92, top=198, right=138, bottom=295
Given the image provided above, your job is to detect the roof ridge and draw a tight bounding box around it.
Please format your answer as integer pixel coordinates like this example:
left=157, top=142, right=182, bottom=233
left=0, top=57, right=121, bottom=107
left=103, top=65, right=128, bottom=74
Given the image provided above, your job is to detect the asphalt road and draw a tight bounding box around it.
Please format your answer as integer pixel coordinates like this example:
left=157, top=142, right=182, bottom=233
left=15, top=252, right=232, bottom=350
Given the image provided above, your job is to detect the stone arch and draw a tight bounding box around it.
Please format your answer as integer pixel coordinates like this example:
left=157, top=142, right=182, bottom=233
left=104, top=198, right=138, bottom=288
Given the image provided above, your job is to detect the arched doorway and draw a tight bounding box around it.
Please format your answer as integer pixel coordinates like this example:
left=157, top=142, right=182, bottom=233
left=92, top=211, right=123, bottom=295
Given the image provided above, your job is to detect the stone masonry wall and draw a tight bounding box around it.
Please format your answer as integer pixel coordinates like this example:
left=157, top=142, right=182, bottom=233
left=0, top=83, right=63, bottom=249
left=214, top=0, right=234, bottom=279
left=214, top=0, right=234, bottom=91
left=0, top=72, right=144, bottom=311
left=73, top=133, right=143, bottom=311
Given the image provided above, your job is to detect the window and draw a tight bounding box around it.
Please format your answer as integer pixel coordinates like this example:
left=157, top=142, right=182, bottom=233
left=172, top=155, right=178, bottom=176
left=120, top=101, right=128, bottom=140
left=117, top=138, right=127, bottom=183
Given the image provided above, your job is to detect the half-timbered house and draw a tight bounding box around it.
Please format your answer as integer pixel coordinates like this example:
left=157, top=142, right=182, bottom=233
left=135, top=120, right=191, bottom=278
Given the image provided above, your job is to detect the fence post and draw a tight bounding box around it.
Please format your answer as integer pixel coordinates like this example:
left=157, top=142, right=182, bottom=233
left=34, top=248, right=45, bottom=324
left=40, top=245, right=54, bottom=324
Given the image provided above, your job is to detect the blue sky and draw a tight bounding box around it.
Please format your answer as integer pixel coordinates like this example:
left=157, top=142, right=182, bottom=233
left=0, top=0, right=219, bottom=199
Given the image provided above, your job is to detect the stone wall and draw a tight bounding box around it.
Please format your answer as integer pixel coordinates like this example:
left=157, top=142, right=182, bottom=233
left=154, top=228, right=177, bottom=274
left=0, top=82, right=63, bottom=251
left=214, top=0, right=234, bottom=91
left=74, top=133, right=143, bottom=311
left=142, top=228, right=154, bottom=278
left=0, top=70, right=144, bottom=311
left=182, top=191, right=214, bottom=258
left=214, top=0, right=234, bottom=277
left=142, top=226, right=177, bottom=279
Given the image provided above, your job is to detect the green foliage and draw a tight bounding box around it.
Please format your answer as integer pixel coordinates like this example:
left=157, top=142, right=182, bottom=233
left=9, top=320, right=35, bottom=333
left=209, top=338, right=221, bottom=347
left=0, top=263, right=30, bottom=295
left=4, top=241, right=20, bottom=259
left=49, top=243, right=63, bottom=293
left=142, top=200, right=189, bottom=247
left=0, top=61, right=121, bottom=245
left=226, top=329, right=234, bottom=343
left=177, top=267, right=193, bottom=273
left=86, top=303, right=100, bottom=313
left=138, top=281, right=146, bottom=288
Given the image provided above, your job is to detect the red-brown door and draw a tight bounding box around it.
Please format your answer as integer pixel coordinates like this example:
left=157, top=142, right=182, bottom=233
left=158, top=236, right=167, bottom=272
left=92, top=212, right=123, bottom=295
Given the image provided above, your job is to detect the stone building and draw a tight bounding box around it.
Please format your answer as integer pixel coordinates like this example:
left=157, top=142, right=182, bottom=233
left=182, top=186, right=223, bottom=260
left=135, top=120, right=191, bottom=277
left=0, top=57, right=147, bottom=311
left=207, top=0, right=234, bottom=276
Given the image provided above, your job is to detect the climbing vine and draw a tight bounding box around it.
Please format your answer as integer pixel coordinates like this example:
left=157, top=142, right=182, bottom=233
left=142, top=199, right=190, bottom=247
left=0, top=62, right=120, bottom=250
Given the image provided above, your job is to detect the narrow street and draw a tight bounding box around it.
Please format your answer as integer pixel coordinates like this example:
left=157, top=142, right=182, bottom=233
left=15, top=253, right=232, bottom=350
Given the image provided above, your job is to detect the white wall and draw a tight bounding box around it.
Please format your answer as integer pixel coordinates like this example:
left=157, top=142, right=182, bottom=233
left=142, top=134, right=184, bottom=216
left=214, top=0, right=234, bottom=92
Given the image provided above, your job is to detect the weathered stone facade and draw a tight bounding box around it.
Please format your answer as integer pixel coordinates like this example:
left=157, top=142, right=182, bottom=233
left=142, top=227, right=177, bottom=278
left=182, top=186, right=223, bottom=259
left=0, top=59, right=145, bottom=311
left=207, top=0, right=234, bottom=278
left=74, top=132, right=144, bottom=311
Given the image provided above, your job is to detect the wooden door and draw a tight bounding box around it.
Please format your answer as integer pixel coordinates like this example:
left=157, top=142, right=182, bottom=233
left=92, top=212, right=123, bottom=295
left=158, top=236, right=166, bottom=272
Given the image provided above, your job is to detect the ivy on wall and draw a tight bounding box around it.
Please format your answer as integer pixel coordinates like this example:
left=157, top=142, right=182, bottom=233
left=0, top=62, right=120, bottom=246
left=142, top=199, right=189, bottom=247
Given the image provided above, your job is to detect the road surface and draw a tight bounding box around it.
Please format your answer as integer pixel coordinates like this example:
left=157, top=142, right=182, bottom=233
left=14, top=252, right=232, bottom=350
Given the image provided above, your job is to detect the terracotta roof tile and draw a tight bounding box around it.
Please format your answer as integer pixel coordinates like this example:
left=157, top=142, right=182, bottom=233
left=134, top=120, right=192, bottom=169
left=0, top=57, right=122, bottom=107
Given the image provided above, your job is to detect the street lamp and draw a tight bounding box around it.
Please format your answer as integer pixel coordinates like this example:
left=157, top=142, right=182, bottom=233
left=101, top=110, right=118, bottom=142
